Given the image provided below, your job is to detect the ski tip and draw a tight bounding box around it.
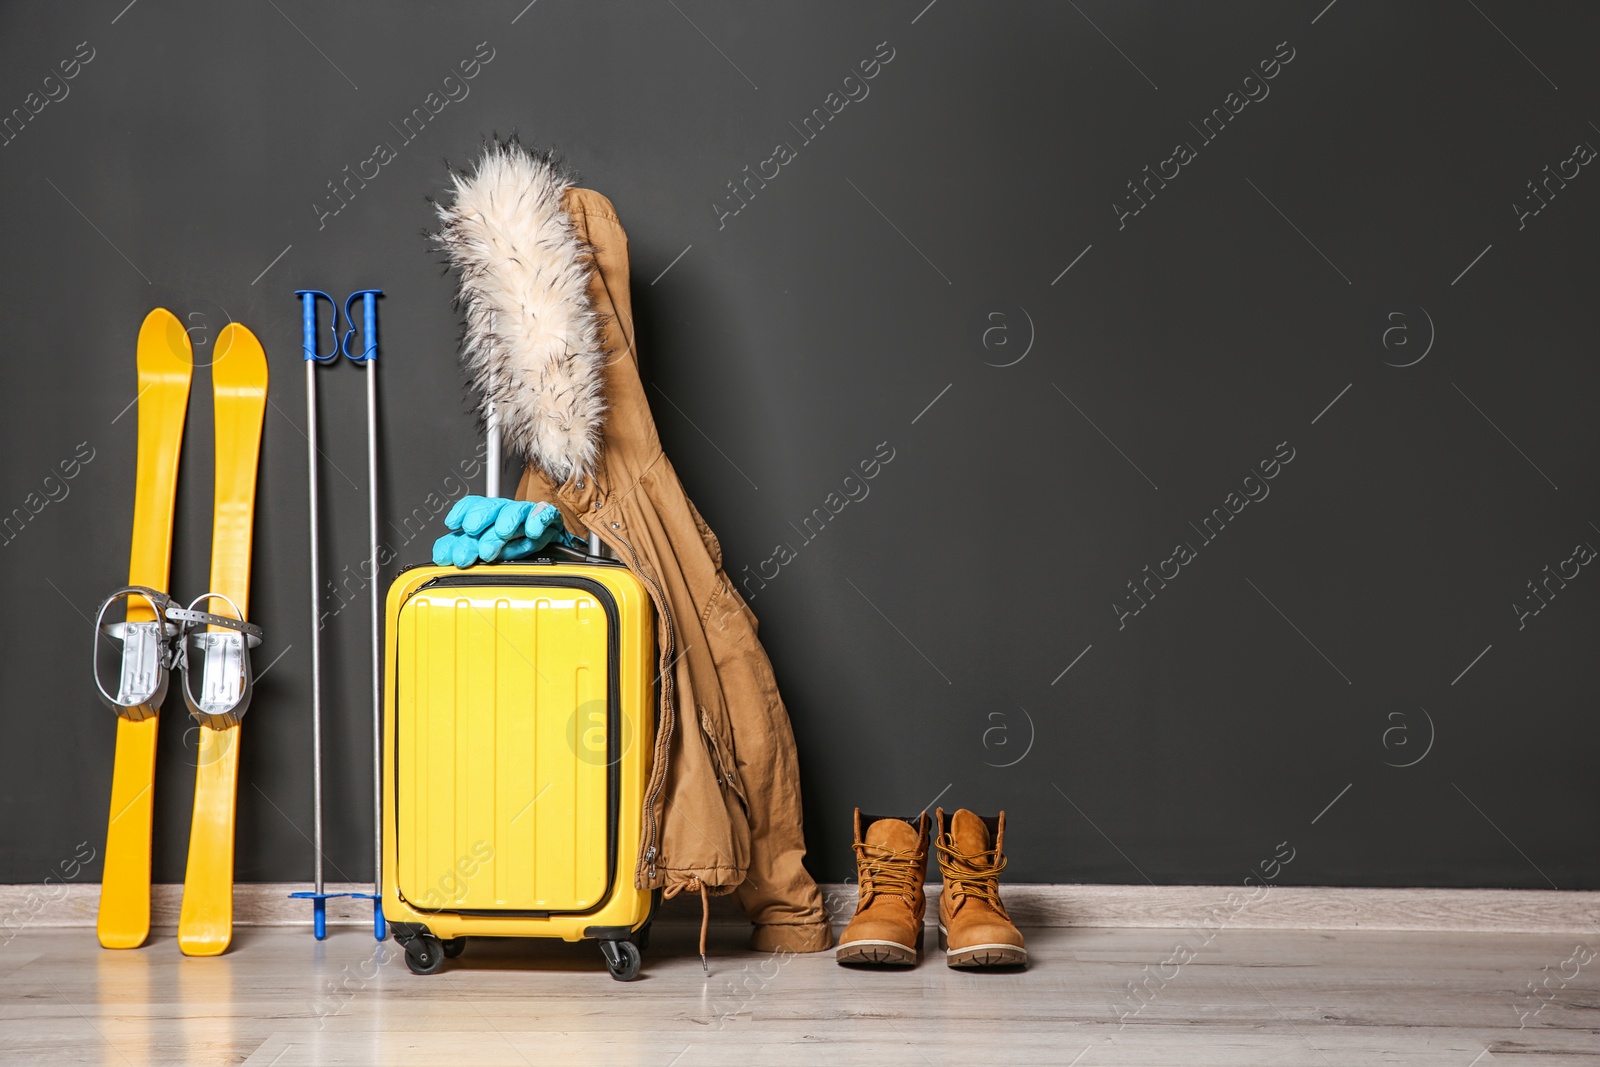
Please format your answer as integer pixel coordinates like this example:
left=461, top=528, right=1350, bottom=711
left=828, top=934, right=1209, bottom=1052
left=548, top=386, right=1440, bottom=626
left=213, top=323, right=268, bottom=390
left=138, top=308, right=193, bottom=371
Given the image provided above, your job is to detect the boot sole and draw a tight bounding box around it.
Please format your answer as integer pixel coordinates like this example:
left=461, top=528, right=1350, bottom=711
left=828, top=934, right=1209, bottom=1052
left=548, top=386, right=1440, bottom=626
left=938, top=926, right=1028, bottom=969
left=835, top=938, right=919, bottom=966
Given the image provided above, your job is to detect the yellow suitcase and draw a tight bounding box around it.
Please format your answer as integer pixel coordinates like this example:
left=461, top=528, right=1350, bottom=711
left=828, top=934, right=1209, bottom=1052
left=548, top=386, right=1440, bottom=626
left=382, top=558, right=656, bottom=979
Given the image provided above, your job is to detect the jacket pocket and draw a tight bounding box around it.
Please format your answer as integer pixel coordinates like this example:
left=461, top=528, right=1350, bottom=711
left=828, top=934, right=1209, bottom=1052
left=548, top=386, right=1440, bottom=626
left=701, top=574, right=780, bottom=710
left=698, top=702, right=748, bottom=815
left=685, top=497, right=724, bottom=570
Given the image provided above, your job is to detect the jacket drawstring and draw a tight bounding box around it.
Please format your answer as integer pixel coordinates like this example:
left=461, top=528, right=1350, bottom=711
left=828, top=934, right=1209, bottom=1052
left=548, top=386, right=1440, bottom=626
left=698, top=881, right=709, bottom=971
left=663, top=876, right=711, bottom=972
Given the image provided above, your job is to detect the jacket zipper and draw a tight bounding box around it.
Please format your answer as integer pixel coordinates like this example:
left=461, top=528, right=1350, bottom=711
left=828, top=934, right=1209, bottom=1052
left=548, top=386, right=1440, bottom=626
left=605, top=526, right=675, bottom=883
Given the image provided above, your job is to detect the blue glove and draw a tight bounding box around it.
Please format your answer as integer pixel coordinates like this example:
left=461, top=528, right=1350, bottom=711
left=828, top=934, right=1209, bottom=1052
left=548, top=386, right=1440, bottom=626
left=432, top=533, right=481, bottom=568
left=443, top=495, right=510, bottom=537
left=480, top=501, right=569, bottom=561
left=487, top=534, right=542, bottom=561
left=487, top=500, right=538, bottom=545
left=435, top=497, right=581, bottom=567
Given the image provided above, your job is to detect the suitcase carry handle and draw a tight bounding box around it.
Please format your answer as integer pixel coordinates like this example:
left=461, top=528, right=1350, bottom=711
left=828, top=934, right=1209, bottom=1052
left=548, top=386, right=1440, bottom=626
left=537, top=537, right=619, bottom=566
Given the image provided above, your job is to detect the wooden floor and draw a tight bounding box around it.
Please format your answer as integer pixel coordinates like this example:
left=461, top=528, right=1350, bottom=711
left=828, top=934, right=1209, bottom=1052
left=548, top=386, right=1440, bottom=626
left=2, top=923, right=1596, bottom=1065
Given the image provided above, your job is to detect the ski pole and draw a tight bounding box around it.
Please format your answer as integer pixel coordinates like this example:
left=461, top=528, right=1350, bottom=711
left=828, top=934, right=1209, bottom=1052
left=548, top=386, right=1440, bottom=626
left=288, top=289, right=345, bottom=940
left=342, top=288, right=386, bottom=942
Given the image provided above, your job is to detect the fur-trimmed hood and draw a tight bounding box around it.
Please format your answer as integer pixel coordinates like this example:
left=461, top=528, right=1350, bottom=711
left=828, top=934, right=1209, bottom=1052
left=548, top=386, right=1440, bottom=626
left=432, top=140, right=605, bottom=484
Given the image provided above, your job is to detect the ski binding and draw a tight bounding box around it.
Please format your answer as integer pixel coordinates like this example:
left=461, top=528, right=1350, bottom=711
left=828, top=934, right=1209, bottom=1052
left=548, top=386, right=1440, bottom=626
left=93, top=586, right=180, bottom=722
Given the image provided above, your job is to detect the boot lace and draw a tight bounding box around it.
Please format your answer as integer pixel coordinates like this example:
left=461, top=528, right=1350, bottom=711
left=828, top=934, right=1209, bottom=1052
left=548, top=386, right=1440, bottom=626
left=854, top=842, right=924, bottom=905
left=935, top=836, right=1008, bottom=913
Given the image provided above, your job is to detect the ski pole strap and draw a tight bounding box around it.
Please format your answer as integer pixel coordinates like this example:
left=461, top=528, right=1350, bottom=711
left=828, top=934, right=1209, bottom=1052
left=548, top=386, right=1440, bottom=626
left=92, top=585, right=180, bottom=721
left=295, top=290, right=340, bottom=363
left=171, top=593, right=263, bottom=729
left=341, top=288, right=382, bottom=362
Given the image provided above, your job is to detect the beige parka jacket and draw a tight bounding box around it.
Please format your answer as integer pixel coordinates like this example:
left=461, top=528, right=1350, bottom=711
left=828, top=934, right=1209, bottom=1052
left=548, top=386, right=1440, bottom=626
left=436, top=142, right=830, bottom=953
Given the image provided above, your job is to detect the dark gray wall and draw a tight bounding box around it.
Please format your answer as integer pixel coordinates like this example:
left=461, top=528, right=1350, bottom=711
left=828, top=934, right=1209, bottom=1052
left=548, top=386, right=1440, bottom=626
left=2, top=1, right=1596, bottom=891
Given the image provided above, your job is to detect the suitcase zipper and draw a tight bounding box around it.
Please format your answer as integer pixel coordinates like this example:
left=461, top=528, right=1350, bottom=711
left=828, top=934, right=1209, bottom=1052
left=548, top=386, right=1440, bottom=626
left=606, top=527, right=674, bottom=882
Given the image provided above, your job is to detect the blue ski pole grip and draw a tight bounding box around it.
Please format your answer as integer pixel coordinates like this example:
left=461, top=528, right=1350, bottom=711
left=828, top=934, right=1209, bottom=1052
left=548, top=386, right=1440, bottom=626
left=341, top=289, right=382, bottom=362
left=294, top=290, right=340, bottom=363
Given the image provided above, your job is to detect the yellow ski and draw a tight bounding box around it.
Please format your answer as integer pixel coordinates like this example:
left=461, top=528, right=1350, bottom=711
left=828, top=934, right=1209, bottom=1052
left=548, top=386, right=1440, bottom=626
left=177, top=323, right=267, bottom=957
left=98, top=309, right=193, bottom=950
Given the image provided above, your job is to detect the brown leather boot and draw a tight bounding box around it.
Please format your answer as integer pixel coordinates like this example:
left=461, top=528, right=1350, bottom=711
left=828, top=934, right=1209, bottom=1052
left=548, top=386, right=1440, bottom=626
left=836, top=809, right=930, bottom=966
left=935, top=808, right=1027, bottom=969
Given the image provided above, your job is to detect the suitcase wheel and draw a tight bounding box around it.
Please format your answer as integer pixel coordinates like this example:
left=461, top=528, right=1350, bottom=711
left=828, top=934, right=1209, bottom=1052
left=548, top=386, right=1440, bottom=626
left=599, top=939, right=642, bottom=981
left=402, top=934, right=445, bottom=975
left=441, top=937, right=467, bottom=959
